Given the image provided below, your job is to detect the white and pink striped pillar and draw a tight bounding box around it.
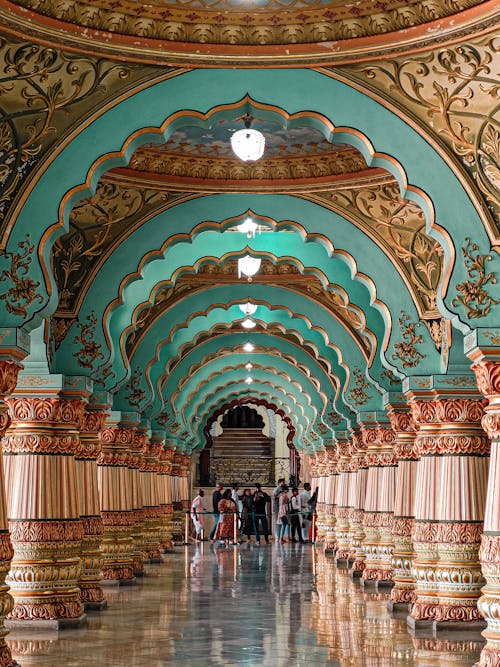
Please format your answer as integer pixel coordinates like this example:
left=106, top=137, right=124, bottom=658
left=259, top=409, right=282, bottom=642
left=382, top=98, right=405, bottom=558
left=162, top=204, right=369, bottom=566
left=387, top=405, right=418, bottom=610
left=405, top=377, right=489, bottom=627
left=469, top=344, right=500, bottom=665
left=335, top=432, right=354, bottom=561
left=360, top=417, right=397, bottom=584
left=350, top=430, right=368, bottom=575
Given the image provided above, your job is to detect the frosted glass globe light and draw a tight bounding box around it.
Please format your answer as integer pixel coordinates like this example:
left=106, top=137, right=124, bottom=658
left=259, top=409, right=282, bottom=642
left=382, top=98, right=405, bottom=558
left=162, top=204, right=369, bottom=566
left=238, top=217, right=258, bottom=237
left=245, top=362, right=253, bottom=371
left=245, top=376, right=253, bottom=385
left=239, top=302, right=258, bottom=316
left=243, top=342, right=255, bottom=352
left=238, top=255, right=261, bottom=279
left=241, top=318, right=256, bottom=329
left=231, top=128, right=265, bottom=162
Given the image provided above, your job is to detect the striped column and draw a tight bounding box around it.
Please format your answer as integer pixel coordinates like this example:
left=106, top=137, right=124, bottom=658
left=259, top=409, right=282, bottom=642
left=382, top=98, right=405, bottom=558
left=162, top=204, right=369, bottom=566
left=407, top=389, right=489, bottom=625
left=76, top=397, right=108, bottom=610
left=324, top=448, right=338, bottom=551
left=472, top=360, right=500, bottom=666
left=141, top=434, right=162, bottom=561
left=350, top=431, right=368, bottom=575
left=158, top=447, right=174, bottom=552
left=361, top=422, right=397, bottom=584
left=388, top=407, right=418, bottom=609
left=97, top=412, right=137, bottom=583
left=314, top=451, right=328, bottom=544
left=4, top=391, right=86, bottom=624
left=0, top=360, right=22, bottom=666
left=170, top=453, right=184, bottom=544
left=335, top=434, right=354, bottom=561
left=129, top=428, right=146, bottom=577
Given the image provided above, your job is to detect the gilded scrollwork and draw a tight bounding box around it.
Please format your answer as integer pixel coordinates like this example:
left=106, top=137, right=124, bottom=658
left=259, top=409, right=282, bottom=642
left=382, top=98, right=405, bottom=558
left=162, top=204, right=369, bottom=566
left=72, top=310, right=105, bottom=371
left=392, top=310, right=424, bottom=368
left=0, top=37, right=161, bottom=238
left=347, top=367, right=370, bottom=407
left=125, top=367, right=146, bottom=410
left=340, top=34, right=500, bottom=241
left=0, top=233, right=43, bottom=318
left=309, top=180, right=443, bottom=318
left=452, top=237, right=499, bottom=318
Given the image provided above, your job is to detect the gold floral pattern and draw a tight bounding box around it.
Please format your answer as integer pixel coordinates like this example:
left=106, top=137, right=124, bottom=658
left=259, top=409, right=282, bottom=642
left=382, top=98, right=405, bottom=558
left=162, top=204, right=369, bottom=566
left=452, top=237, right=499, bottom=318
left=392, top=311, right=424, bottom=368
left=0, top=234, right=43, bottom=318
left=347, top=367, right=370, bottom=407
left=72, top=310, right=105, bottom=370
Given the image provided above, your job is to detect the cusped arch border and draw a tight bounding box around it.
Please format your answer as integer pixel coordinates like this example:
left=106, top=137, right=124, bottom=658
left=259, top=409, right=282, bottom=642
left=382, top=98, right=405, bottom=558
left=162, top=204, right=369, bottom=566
left=203, top=398, right=296, bottom=453
left=37, top=90, right=456, bottom=325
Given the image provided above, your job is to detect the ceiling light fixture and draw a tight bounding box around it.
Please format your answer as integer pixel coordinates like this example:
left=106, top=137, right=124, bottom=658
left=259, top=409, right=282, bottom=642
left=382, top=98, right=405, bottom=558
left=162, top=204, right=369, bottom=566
left=241, top=318, right=256, bottom=329
left=230, top=114, right=265, bottom=162
left=239, top=302, right=257, bottom=316
left=245, top=376, right=253, bottom=385
left=245, top=362, right=253, bottom=371
left=243, top=342, right=255, bottom=352
left=238, top=217, right=258, bottom=238
left=238, top=255, right=261, bottom=281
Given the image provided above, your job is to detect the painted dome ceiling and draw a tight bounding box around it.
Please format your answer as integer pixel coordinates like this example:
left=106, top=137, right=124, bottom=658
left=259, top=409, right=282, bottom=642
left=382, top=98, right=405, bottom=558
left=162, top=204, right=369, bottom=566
left=1, top=0, right=494, bottom=65
left=113, top=119, right=371, bottom=187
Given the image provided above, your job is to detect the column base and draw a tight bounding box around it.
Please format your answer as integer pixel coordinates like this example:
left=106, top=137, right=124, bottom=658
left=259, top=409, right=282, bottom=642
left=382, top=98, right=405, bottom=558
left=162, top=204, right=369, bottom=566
left=360, top=578, right=394, bottom=591
left=101, top=576, right=137, bottom=587
left=350, top=568, right=364, bottom=579
left=84, top=599, right=108, bottom=611
left=134, top=569, right=145, bottom=577
left=5, top=614, right=87, bottom=632
left=407, top=615, right=486, bottom=638
left=144, top=557, right=163, bottom=564
left=387, top=600, right=412, bottom=614
left=335, top=557, right=353, bottom=568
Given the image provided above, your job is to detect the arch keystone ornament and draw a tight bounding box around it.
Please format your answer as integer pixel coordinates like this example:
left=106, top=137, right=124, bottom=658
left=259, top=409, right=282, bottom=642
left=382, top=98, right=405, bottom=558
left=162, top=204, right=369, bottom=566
left=404, top=375, right=490, bottom=634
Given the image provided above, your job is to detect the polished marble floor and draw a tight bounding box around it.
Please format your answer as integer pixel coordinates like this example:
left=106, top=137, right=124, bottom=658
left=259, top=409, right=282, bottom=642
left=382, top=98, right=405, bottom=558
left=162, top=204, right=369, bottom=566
left=5, top=544, right=483, bottom=666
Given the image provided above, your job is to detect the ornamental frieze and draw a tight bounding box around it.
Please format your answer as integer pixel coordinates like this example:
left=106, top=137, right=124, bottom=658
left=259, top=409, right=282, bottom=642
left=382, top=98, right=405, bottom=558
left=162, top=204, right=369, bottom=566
left=410, top=397, right=486, bottom=425
left=8, top=520, right=84, bottom=543
left=2, top=432, right=80, bottom=455
left=99, top=425, right=136, bottom=446
left=412, top=520, right=483, bottom=544
left=5, top=396, right=85, bottom=424
left=415, top=433, right=490, bottom=456
left=5, top=0, right=485, bottom=50
left=338, top=33, right=500, bottom=244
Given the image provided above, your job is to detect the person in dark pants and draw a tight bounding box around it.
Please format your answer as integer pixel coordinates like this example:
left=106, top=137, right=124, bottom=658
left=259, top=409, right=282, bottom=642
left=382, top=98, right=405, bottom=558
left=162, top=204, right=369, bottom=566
left=290, top=487, right=304, bottom=543
left=209, top=483, right=224, bottom=541
left=252, top=483, right=271, bottom=544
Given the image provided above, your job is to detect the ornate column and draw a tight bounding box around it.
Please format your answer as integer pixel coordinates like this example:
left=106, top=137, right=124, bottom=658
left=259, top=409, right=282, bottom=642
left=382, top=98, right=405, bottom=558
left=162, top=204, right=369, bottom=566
left=0, top=357, right=23, bottom=667
left=387, top=406, right=418, bottom=611
left=97, top=412, right=137, bottom=584
left=360, top=417, right=397, bottom=585
left=469, top=340, right=500, bottom=665
left=76, top=392, right=108, bottom=610
left=406, top=376, right=489, bottom=629
left=129, top=428, right=146, bottom=577
left=141, top=432, right=162, bottom=562
left=350, top=431, right=368, bottom=576
left=4, top=375, right=90, bottom=627
left=314, top=451, right=328, bottom=544
left=324, top=447, right=338, bottom=551
left=335, top=432, right=354, bottom=562
left=170, top=452, right=184, bottom=544
left=158, top=446, right=174, bottom=552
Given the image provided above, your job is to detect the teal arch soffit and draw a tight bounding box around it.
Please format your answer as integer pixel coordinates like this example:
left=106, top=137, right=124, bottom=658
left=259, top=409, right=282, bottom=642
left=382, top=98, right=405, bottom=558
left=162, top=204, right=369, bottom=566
left=3, top=69, right=495, bottom=333
left=188, top=385, right=306, bottom=449
left=149, top=333, right=339, bottom=424
left=169, top=354, right=327, bottom=426
left=112, top=299, right=385, bottom=417
left=54, top=199, right=442, bottom=385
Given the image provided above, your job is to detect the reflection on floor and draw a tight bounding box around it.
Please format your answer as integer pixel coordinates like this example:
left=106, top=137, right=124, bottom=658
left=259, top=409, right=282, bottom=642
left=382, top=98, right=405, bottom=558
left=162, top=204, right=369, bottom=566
left=5, top=544, right=483, bottom=666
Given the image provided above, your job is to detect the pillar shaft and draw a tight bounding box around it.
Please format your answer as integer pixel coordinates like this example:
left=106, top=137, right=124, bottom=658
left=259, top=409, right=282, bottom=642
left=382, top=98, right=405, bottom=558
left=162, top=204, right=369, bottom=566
left=350, top=432, right=368, bottom=573
left=141, top=437, right=162, bottom=561
left=472, top=360, right=500, bottom=666
left=409, top=395, right=489, bottom=622
left=4, top=394, right=85, bottom=621
left=0, top=360, right=22, bottom=666
left=335, top=438, right=354, bottom=560
left=158, top=448, right=174, bottom=551
left=361, top=424, right=396, bottom=582
left=77, top=405, right=107, bottom=608
left=129, top=430, right=146, bottom=576
left=389, top=408, right=418, bottom=606
left=97, top=419, right=136, bottom=581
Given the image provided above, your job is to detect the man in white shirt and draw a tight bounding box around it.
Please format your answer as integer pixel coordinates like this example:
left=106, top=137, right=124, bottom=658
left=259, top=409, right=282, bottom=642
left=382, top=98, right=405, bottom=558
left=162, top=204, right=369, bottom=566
left=290, top=487, right=305, bottom=543
left=300, top=482, right=312, bottom=542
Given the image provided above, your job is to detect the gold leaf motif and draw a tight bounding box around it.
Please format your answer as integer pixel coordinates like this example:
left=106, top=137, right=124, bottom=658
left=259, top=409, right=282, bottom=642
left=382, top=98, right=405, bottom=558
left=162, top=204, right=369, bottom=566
left=452, top=237, right=499, bottom=318
left=72, top=310, right=105, bottom=370
left=392, top=311, right=424, bottom=368
left=126, top=367, right=146, bottom=409
left=0, top=233, right=44, bottom=318
left=347, top=367, right=371, bottom=407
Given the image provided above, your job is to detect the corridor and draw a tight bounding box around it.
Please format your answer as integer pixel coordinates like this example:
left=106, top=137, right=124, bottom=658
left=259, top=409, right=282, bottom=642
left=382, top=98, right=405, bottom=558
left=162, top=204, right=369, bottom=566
left=5, top=545, right=483, bottom=667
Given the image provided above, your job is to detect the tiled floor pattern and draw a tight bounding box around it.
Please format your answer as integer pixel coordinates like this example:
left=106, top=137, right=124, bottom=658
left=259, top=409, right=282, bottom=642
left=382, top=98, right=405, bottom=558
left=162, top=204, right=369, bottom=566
left=5, top=544, right=483, bottom=666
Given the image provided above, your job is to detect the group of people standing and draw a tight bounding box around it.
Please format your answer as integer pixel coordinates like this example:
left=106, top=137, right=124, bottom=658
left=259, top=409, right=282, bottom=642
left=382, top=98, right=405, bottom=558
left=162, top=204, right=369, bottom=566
left=190, top=480, right=317, bottom=547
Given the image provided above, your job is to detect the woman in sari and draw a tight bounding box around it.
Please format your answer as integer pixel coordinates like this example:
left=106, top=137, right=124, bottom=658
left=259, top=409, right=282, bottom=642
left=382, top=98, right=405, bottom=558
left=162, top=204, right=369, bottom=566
left=215, top=488, right=237, bottom=546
